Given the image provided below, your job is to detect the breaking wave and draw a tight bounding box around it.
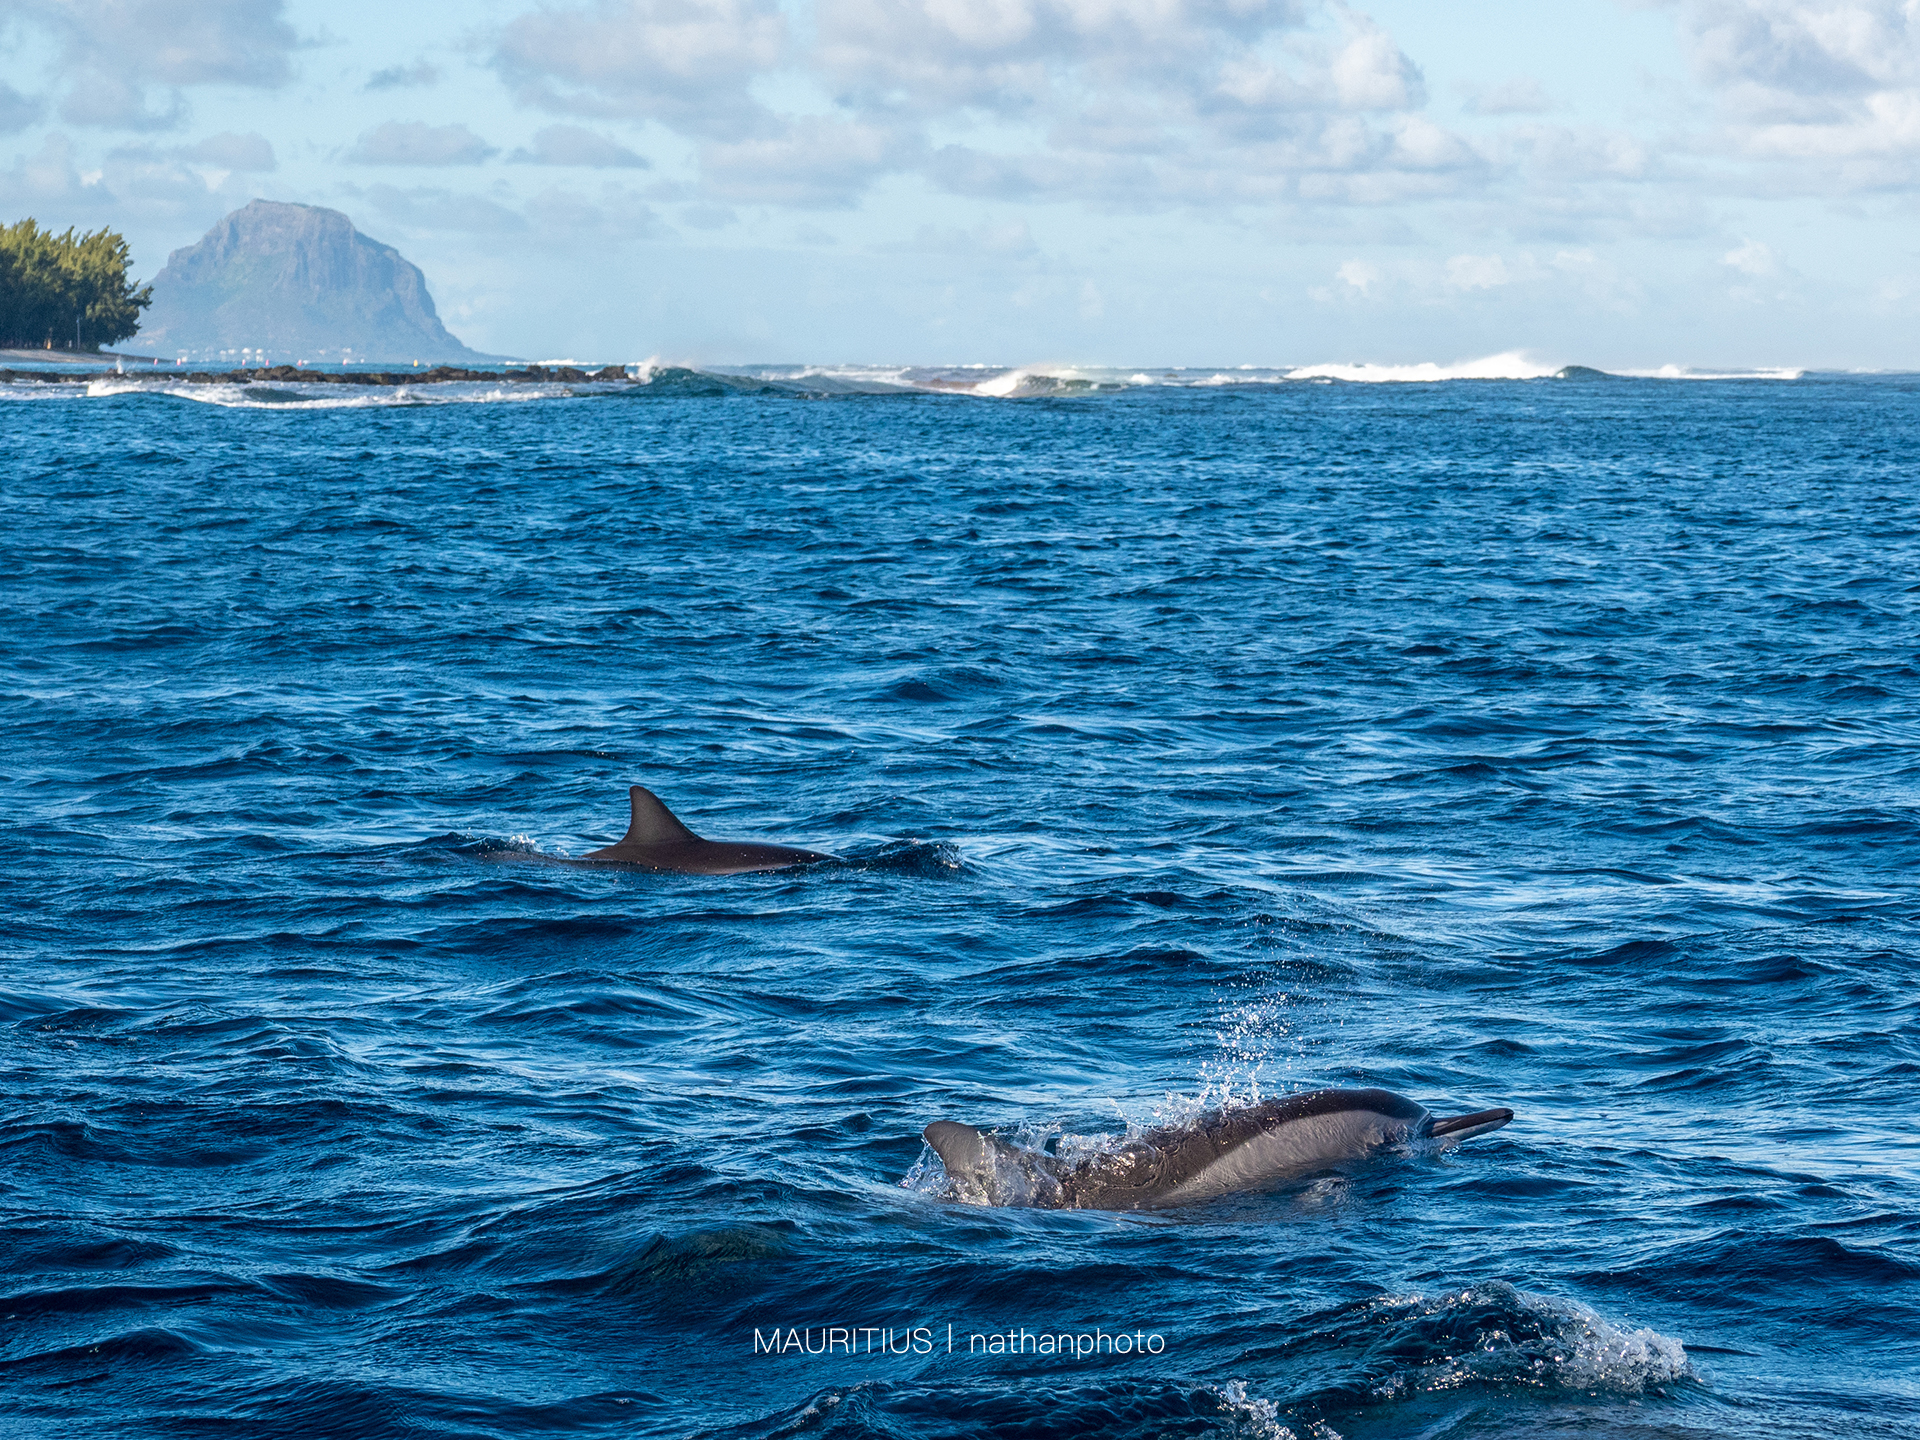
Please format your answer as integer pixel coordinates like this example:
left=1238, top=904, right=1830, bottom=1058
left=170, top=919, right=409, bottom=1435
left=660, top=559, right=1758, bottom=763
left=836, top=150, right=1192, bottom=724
left=1314, top=1283, right=1695, bottom=1400
left=0, top=353, right=1823, bottom=407
left=737, top=1286, right=1691, bottom=1438
left=1281, top=350, right=1561, bottom=382
left=1614, top=364, right=1806, bottom=380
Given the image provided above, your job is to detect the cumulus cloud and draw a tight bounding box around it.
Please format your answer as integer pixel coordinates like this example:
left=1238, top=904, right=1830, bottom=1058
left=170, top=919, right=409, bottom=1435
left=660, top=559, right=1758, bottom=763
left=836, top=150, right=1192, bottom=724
left=492, top=0, right=787, bottom=140
left=1335, top=257, right=1381, bottom=293
left=0, top=132, right=102, bottom=206
left=347, top=181, right=666, bottom=246
left=367, top=61, right=443, bottom=92
left=701, top=116, right=920, bottom=206
left=509, top=124, right=649, bottom=167
left=187, top=131, right=276, bottom=171
left=0, top=131, right=269, bottom=241
left=350, top=122, right=498, bottom=166
left=102, top=131, right=276, bottom=177
left=1722, top=236, right=1777, bottom=274
left=1677, top=0, right=1920, bottom=184
left=1445, top=252, right=1510, bottom=289
left=0, top=82, right=43, bottom=134
left=816, top=0, right=1316, bottom=114
left=814, top=0, right=1425, bottom=138
left=10, top=0, right=298, bottom=130
left=884, top=219, right=1039, bottom=256
left=488, top=0, right=1469, bottom=208
left=1330, top=19, right=1425, bottom=110
left=360, top=184, right=528, bottom=232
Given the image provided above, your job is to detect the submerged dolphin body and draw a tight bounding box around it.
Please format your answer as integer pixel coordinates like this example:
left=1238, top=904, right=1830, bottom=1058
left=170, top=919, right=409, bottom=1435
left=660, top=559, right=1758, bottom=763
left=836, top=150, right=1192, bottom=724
left=575, top=786, right=836, bottom=875
left=921, top=1088, right=1513, bottom=1210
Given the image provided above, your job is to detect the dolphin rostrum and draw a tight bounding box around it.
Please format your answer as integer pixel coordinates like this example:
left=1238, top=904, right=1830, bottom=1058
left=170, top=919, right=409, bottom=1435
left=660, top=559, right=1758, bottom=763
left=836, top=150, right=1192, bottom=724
left=921, top=1088, right=1512, bottom=1210
left=574, top=786, right=836, bottom=875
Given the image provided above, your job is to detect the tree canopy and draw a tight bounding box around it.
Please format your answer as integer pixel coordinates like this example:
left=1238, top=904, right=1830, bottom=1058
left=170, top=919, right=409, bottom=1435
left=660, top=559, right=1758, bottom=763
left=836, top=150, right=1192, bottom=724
left=0, top=220, right=151, bottom=350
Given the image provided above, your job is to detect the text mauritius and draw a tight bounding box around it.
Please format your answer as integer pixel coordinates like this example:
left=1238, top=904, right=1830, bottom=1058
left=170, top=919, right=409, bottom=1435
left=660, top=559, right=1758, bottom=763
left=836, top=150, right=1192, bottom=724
left=753, top=1325, right=1166, bottom=1357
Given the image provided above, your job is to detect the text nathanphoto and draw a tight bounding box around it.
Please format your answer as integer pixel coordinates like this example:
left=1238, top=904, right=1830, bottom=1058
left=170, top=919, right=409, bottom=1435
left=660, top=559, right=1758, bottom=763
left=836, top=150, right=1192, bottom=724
left=752, top=1324, right=1168, bottom=1359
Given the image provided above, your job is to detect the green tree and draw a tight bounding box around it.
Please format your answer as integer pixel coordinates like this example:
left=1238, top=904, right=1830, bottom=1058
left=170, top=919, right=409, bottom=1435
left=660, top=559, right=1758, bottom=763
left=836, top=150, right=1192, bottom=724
left=0, top=219, right=151, bottom=350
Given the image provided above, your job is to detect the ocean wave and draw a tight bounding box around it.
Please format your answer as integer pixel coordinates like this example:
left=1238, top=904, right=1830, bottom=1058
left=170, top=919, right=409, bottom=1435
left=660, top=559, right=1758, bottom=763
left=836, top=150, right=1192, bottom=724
left=0, top=356, right=1818, bottom=406
left=1282, top=351, right=1562, bottom=382
left=737, top=1291, right=1691, bottom=1440
left=75, top=377, right=581, bottom=408
left=1614, top=365, right=1805, bottom=380
left=1341, top=1283, right=1694, bottom=1399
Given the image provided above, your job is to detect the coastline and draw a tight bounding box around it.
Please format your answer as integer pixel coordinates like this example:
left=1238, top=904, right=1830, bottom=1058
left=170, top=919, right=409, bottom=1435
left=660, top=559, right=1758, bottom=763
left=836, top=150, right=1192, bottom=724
left=0, top=362, right=630, bottom=386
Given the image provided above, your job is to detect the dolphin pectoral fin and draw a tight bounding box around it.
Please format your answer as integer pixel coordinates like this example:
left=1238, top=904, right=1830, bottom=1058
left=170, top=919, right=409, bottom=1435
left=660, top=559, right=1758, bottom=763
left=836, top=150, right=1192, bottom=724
left=622, top=786, right=702, bottom=845
left=1428, top=1108, right=1514, bottom=1146
left=923, top=1121, right=992, bottom=1181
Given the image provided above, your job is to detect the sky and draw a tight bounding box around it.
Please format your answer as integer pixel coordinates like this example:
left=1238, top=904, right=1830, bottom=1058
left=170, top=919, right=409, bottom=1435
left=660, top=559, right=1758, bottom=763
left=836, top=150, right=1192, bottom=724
left=1, top=0, right=1916, bottom=367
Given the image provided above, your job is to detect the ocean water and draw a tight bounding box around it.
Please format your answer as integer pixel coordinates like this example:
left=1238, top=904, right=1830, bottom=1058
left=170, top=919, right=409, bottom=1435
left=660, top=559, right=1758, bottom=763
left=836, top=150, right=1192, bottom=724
left=1, top=369, right=1916, bottom=1439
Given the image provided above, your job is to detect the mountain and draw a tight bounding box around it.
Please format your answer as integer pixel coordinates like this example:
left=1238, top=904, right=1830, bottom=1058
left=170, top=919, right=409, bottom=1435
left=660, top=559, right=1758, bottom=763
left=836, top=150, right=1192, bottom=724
left=138, top=200, right=495, bottom=363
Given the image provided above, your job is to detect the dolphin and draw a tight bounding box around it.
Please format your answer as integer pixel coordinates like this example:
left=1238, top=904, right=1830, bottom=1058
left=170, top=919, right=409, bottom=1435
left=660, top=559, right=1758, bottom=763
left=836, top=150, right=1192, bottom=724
left=573, top=786, right=836, bottom=875
left=921, top=1088, right=1512, bottom=1210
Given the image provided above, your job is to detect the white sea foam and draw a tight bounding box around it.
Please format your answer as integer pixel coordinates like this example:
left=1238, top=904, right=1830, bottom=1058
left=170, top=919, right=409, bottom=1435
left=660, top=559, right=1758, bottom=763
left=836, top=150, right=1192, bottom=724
left=1283, top=351, right=1561, bottom=382
left=1615, top=364, right=1804, bottom=380
left=77, top=378, right=574, bottom=408
left=972, top=367, right=1038, bottom=398
left=0, top=382, right=85, bottom=402
left=7, top=355, right=1818, bottom=406
left=1212, top=1381, right=1307, bottom=1439
left=1368, top=1282, right=1693, bottom=1398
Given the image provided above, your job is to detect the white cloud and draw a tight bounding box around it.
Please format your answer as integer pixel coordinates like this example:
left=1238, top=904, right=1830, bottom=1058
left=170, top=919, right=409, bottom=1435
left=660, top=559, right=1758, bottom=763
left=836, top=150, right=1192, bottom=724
left=349, top=122, right=498, bottom=167
left=1678, top=0, right=1920, bottom=184
left=699, top=115, right=917, bottom=206
left=509, top=125, right=650, bottom=167
left=0, top=132, right=99, bottom=204
left=1445, top=252, right=1510, bottom=289
left=367, top=62, right=442, bottom=93
left=1331, top=20, right=1425, bottom=110
left=492, top=0, right=787, bottom=141
left=1722, top=236, right=1777, bottom=274
left=1389, top=114, right=1478, bottom=169
left=487, top=0, right=1472, bottom=211
left=103, top=131, right=277, bottom=176
left=1499, top=124, right=1651, bottom=181
left=360, top=184, right=529, bottom=232
left=1335, top=257, right=1380, bottom=293
left=11, top=0, right=298, bottom=131
left=0, top=131, right=271, bottom=245
left=0, top=82, right=43, bottom=135
left=187, top=131, right=276, bottom=172
left=885, top=219, right=1040, bottom=255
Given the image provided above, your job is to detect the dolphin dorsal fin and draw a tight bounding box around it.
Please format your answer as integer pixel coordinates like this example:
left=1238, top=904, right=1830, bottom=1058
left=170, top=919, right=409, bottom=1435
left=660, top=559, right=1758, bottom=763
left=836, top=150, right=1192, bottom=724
left=623, top=786, right=701, bottom=845
left=924, top=1122, right=992, bottom=1180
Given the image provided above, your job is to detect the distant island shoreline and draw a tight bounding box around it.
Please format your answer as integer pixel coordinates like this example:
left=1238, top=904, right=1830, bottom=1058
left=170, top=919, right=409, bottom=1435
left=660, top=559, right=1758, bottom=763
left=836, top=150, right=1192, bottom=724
left=0, top=363, right=632, bottom=387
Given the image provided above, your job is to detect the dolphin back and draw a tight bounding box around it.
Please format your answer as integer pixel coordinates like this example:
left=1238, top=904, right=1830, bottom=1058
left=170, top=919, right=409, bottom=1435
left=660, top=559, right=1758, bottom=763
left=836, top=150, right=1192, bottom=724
left=919, top=1089, right=1514, bottom=1211
left=577, top=785, right=836, bottom=872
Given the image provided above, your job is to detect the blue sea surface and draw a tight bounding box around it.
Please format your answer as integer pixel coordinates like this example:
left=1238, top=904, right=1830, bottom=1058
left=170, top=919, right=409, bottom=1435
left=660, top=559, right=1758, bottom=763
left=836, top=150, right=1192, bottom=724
left=2, top=370, right=1917, bottom=1439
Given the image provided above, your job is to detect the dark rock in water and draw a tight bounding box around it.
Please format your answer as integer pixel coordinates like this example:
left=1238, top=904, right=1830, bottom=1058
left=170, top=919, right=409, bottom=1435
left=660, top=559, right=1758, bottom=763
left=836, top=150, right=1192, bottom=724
left=1554, top=365, right=1617, bottom=381
left=139, top=200, right=496, bottom=364
left=0, top=362, right=640, bottom=389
